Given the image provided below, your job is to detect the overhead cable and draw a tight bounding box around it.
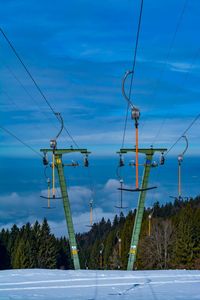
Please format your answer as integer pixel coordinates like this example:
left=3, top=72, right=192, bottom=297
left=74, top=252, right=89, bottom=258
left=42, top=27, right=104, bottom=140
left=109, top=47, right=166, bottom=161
left=0, top=125, right=42, bottom=158
left=121, top=0, right=144, bottom=148
left=165, top=113, right=200, bottom=156
left=0, top=28, right=79, bottom=149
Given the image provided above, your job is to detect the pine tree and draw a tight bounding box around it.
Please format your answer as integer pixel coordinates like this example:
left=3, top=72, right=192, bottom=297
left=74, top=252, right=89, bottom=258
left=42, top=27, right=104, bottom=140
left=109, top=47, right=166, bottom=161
left=57, top=237, right=72, bottom=269
left=12, top=239, right=32, bottom=269
left=89, top=240, right=100, bottom=269
left=0, top=238, right=10, bottom=269
left=190, top=208, right=200, bottom=268
left=104, top=230, right=115, bottom=268
left=173, top=204, right=195, bottom=268
left=37, top=219, right=58, bottom=268
left=7, top=225, right=20, bottom=265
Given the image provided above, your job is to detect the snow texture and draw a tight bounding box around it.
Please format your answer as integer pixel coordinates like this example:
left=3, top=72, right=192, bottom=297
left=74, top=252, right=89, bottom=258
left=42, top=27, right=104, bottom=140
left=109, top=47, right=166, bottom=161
left=0, top=269, right=200, bottom=299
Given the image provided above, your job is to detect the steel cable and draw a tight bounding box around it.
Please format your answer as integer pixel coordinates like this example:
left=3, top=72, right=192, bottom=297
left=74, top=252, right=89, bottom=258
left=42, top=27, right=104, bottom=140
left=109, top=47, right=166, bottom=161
left=121, top=0, right=144, bottom=148
left=0, top=125, right=42, bottom=158
left=0, top=28, right=80, bottom=149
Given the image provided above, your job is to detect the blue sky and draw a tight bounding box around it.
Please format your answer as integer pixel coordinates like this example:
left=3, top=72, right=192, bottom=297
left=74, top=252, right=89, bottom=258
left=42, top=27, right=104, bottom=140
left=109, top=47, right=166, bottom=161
left=0, top=0, right=200, bottom=235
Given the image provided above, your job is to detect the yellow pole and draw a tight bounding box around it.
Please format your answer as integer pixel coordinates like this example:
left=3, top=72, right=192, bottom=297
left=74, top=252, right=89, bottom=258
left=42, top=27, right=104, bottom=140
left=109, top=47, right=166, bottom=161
left=148, top=214, right=151, bottom=236
left=52, top=153, right=55, bottom=198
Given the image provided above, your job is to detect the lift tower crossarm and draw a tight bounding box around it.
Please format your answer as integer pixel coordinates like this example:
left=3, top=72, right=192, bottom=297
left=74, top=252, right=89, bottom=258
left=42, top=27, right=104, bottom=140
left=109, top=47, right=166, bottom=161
left=40, top=148, right=90, bottom=270
left=40, top=148, right=91, bottom=155
left=117, top=147, right=167, bottom=270
left=117, top=148, right=167, bottom=155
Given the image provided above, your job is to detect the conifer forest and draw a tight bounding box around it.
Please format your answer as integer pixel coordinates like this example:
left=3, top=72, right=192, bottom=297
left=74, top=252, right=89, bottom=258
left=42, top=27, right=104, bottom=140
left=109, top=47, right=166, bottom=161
left=1, top=197, right=200, bottom=271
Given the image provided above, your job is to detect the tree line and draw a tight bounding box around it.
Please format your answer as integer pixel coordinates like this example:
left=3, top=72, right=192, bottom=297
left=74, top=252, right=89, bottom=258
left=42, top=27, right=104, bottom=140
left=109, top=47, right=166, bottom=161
left=1, top=196, right=200, bottom=270
left=0, top=219, right=72, bottom=270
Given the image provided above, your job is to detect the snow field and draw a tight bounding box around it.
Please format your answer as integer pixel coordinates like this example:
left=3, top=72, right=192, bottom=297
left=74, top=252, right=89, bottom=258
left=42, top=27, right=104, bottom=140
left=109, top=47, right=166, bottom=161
left=0, top=269, right=200, bottom=299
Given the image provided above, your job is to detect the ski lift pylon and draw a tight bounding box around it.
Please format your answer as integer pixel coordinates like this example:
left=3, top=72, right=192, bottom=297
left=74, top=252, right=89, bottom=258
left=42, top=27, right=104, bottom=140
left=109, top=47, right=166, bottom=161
left=115, top=179, right=128, bottom=209
left=122, top=70, right=156, bottom=192
left=170, top=135, right=189, bottom=201
left=86, top=199, right=93, bottom=227
left=40, top=177, right=56, bottom=209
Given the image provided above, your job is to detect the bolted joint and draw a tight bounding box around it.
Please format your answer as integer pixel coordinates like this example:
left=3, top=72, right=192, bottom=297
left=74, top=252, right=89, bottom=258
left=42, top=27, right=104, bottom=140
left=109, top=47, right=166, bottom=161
left=178, top=154, right=183, bottom=163
left=50, top=139, right=57, bottom=149
left=71, top=160, right=79, bottom=167
left=160, top=153, right=165, bottom=165
left=131, top=108, right=140, bottom=123
left=84, top=155, right=89, bottom=167
left=55, top=157, right=62, bottom=165
left=129, top=160, right=136, bottom=166
left=43, top=153, right=48, bottom=166
left=151, top=161, right=158, bottom=168
left=119, top=154, right=125, bottom=167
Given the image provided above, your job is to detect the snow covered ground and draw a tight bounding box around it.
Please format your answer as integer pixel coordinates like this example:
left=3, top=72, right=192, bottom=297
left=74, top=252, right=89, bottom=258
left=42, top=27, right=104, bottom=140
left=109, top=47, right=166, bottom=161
left=0, top=269, right=200, bottom=299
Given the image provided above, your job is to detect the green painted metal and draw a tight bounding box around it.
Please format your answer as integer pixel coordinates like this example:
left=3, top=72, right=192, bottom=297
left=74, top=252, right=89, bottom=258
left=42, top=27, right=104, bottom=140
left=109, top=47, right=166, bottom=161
left=117, top=148, right=167, bottom=155
left=55, top=154, right=80, bottom=270
left=118, top=147, right=167, bottom=270
left=40, top=148, right=90, bottom=270
left=41, top=148, right=90, bottom=155
left=127, top=151, right=153, bottom=270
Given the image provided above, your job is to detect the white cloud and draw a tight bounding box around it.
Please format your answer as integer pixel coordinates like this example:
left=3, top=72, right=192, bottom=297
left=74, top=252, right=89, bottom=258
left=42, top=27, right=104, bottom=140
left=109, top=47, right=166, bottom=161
left=168, top=62, right=192, bottom=73
left=104, top=179, right=119, bottom=190
left=0, top=175, right=131, bottom=236
left=49, top=207, right=115, bottom=236
left=0, top=167, right=198, bottom=237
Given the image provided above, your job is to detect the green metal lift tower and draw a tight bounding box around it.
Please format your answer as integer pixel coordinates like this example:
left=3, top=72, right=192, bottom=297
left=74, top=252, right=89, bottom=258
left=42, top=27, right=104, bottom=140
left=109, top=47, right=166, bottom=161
left=118, top=147, right=167, bottom=270
left=40, top=148, right=90, bottom=270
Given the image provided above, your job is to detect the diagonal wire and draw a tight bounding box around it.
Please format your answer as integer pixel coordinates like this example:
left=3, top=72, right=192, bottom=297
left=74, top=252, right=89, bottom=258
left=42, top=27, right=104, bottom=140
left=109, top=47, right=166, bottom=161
left=152, top=47, right=200, bottom=147
left=0, top=27, right=79, bottom=149
left=165, top=113, right=200, bottom=156
left=121, top=0, right=144, bottom=148
left=0, top=57, right=58, bottom=130
left=128, top=0, right=144, bottom=101
left=0, top=125, right=42, bottom=158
